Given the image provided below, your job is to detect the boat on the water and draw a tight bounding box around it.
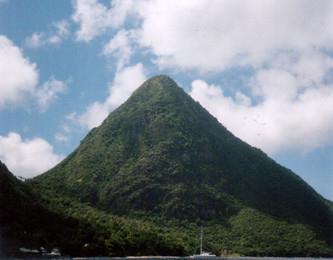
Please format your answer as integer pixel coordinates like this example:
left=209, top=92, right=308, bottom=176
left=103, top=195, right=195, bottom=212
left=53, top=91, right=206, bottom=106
left=190, top=226, right=216, bottom=258
left=190, top=251, right=217, bottom=258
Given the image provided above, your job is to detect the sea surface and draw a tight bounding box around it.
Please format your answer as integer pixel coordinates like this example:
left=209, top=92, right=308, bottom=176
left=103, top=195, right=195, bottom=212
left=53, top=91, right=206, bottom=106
left=7, top=257, right=333, bottom=260
left=72, top=258, right=333, bottom=260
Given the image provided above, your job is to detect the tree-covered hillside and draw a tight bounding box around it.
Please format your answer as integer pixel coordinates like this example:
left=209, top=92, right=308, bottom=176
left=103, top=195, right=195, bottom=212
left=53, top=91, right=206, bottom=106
left=0, top=160, right=187, bottom=257
left=29, top=75, right=333, bottom=256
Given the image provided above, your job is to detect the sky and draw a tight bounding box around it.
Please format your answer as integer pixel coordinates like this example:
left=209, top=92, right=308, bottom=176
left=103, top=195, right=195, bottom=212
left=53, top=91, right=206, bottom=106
left=0, top=0, right=332, bottom=200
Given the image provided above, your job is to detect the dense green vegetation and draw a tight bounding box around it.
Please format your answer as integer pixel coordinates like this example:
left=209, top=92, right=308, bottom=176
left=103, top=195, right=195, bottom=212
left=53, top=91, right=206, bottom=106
left=0, top=160, right=91, bottom=256
left=38, top=194, right=189, bottom=257
left=3, top=75, right=332, bottom=256
left=0, top=161, right=187, bottom=257
left=3, top=168, right=330, bottom=257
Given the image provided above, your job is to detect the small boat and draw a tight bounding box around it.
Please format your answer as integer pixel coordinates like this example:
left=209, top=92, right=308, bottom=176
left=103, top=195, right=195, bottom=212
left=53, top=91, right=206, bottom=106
left=190, top=226, right=216, bottom=258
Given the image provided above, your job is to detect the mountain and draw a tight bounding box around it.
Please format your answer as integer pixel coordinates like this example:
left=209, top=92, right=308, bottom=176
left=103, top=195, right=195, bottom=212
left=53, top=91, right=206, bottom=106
left=0, top=160, right=110, bottom=257
left=0, top=162, right=187, bottom=257
left=32, top=75, right=333, bottom=256
left=0, top=160, right=62, bottom=255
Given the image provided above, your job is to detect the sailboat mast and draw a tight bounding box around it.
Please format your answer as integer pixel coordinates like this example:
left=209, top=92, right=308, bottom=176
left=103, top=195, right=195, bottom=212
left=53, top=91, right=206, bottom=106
left=200, top=226, right=203, bottom=254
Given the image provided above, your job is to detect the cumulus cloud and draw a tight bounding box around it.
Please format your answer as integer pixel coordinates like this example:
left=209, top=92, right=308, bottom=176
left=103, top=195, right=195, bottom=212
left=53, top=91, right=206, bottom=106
left=0, top=132, right=63, bottom=178
left=36, top=77, right=67, bottom=112
left=102, top=29, right=133, bottom=70
left=0, top=35, right=38, bottom=107
left=69, top=1, right=333, bottom=153
left=190, top=53, right=333, bottom=154
left=25, top=20, right=70, bottom=48
left=72, top=0, right=135, bottom=42
left=135, top=0, right=333, bottom=71
left=72, top=0, right=333, bottom=70
left=0, top=35, right=67, bottom=111
left=78, top=63, right=146, bottom=129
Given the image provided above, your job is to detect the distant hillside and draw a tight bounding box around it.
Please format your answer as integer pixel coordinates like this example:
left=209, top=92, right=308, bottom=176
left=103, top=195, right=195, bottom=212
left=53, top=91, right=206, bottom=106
left=32, top=75, right=333, bottom=256
left=0, top=160, right=93, bottom=256
left=0, top=161, right=186, bottom=257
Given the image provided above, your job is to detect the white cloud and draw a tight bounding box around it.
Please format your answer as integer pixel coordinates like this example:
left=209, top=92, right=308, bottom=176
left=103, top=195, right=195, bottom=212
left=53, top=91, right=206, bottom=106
left=134, top=0, right=333, bottom=71
left=0, top=35, right=67, bottom=111
left=78, top=63, right=146, bottom=129
left=102, top=29, right=133, bottom=70
left=36, top=77, right=67, bottom=112
left=190, top=53, right=333, bottom=154
left=79, top=101, right=109, bottom=129
left=105, top=63, right=146, bottom=108
left=54, top=125, right=71, bottom=143
left=68, top=0, right=333, bottom=153
left=48, top=20, right=70, bottom=44
left=54, top=132, right=69, bottom=143
left=72, top=0, right=135, bottom=42
left=25, top=20, right=70, bottom=48
left=24, top=32, right=45, bottom=48
left=0, top=132, right=63, bottom=178
left=71, top=1, right=333, bottom=71
left=0, top=35, right=38, bottom=107
left=54, top=113, right=78, bottom=144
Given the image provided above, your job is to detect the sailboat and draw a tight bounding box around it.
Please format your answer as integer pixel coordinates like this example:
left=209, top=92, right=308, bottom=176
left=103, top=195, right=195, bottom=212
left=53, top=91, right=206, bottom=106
left=190, top=226, right=216, bottom=258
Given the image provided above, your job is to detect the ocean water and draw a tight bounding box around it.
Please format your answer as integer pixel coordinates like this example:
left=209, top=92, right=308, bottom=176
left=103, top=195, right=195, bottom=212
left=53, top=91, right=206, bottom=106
left=7, top=257, right=333, bottom=260
left=72, top=257, right=333, bottom=260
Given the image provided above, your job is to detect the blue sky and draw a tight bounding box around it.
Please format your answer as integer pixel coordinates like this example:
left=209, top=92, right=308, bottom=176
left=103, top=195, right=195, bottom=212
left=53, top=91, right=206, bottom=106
left=0, top=0, right=332, bottom=200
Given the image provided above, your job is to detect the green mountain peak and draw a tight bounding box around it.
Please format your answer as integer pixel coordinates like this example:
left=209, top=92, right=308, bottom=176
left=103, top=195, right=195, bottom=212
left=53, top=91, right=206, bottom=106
left=32, top=75, right=333, bottom=256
